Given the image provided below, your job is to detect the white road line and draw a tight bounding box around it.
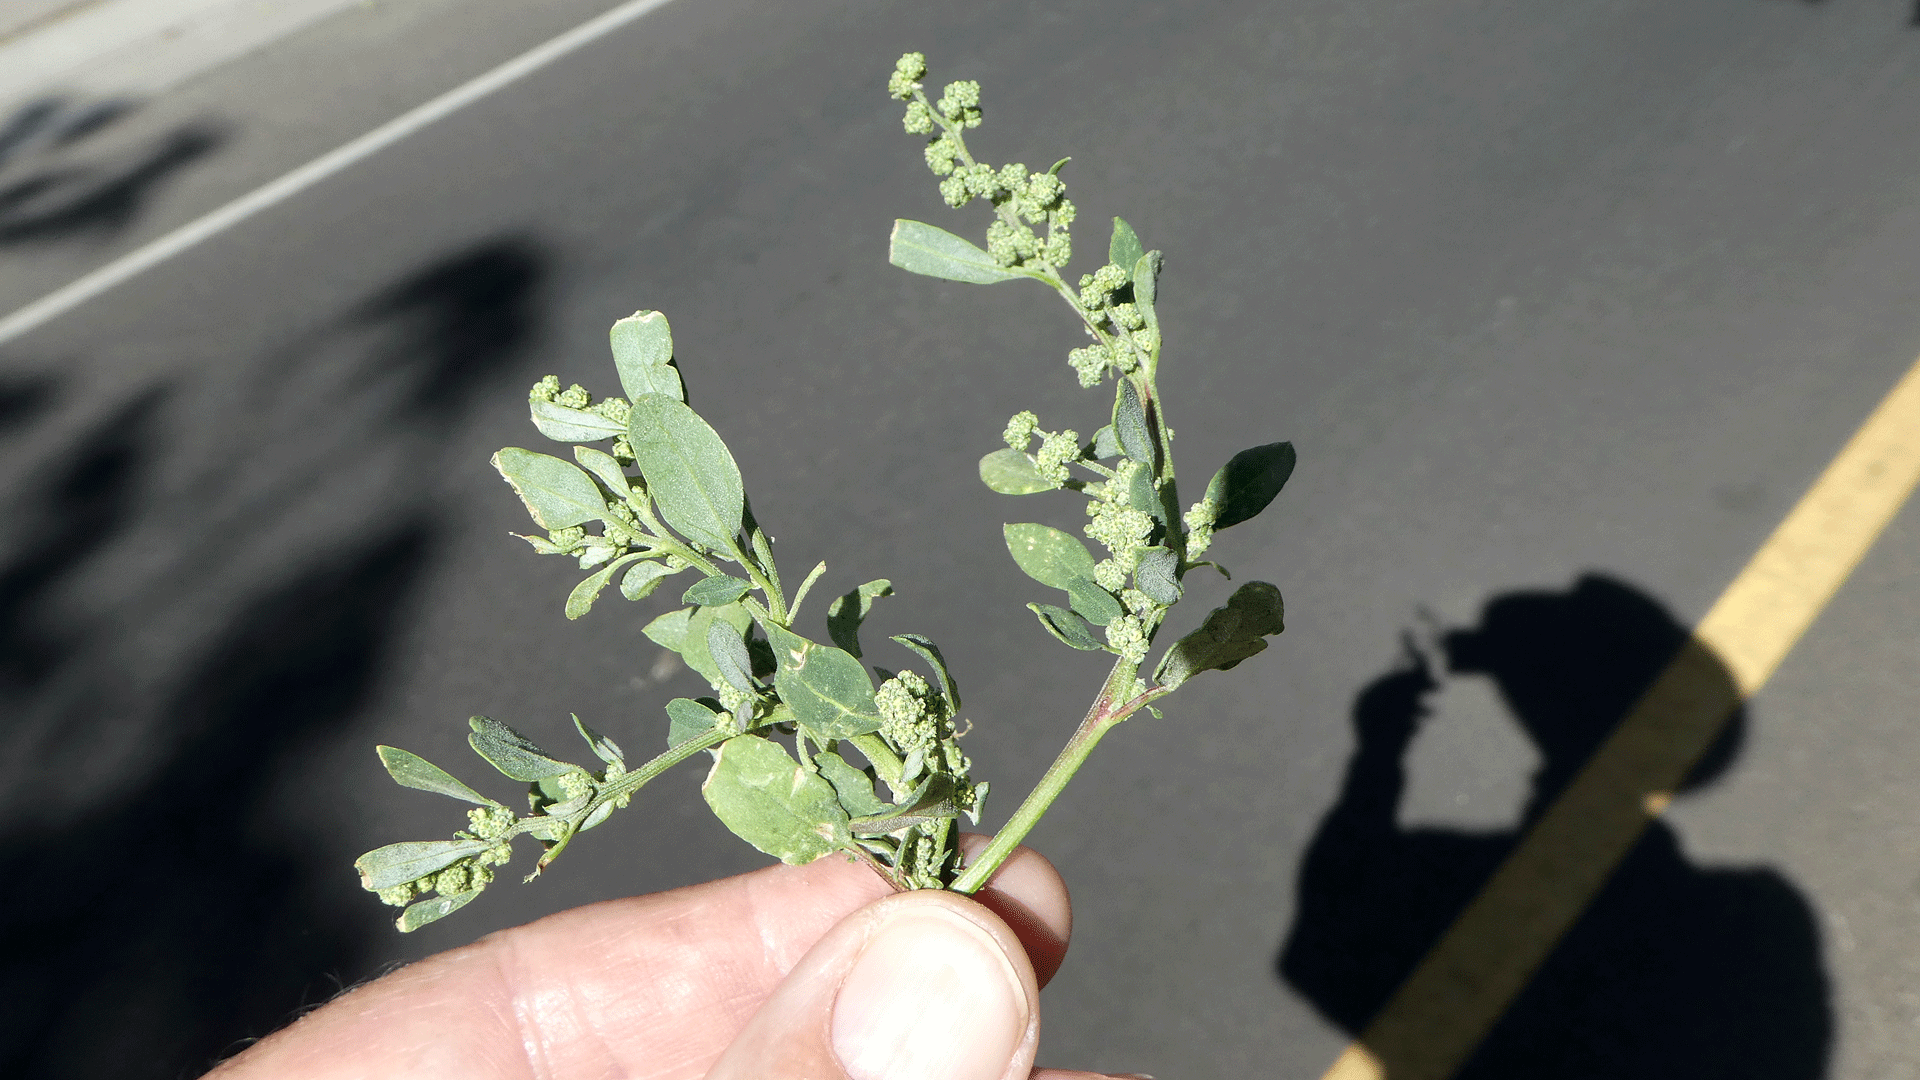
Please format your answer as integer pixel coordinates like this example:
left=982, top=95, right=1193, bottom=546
left=0, top=0, right=681, bottom=349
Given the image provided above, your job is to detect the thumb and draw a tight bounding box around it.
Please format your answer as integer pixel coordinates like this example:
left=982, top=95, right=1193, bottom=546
left=707, top=887, right=1040, bottom=1080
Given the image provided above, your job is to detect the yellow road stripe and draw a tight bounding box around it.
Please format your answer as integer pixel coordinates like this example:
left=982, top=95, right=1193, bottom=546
left=1319, top=353, right=1920, bottom=1080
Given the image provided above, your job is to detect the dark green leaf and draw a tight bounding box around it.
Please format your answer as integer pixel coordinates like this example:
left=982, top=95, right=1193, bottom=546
left=667, top=697, right=728, bottom=748
left=1109, top=218, right=1144, bottom=278
left=708, top=619, right=755, bottom=692
left=1116, top=380, right=1154, bottom=466
left=1128, top=461, right=1164, bottom=524
left=1154, top=581, right=1286, bottom=689
left=573, top=446, right=632, bottom=499
left=814, top=750, right=890, bottom=817
left=396, top=889, right=482, bottom=932
left=889, top=219, right=1033, bottom=284
left=567, top=553, right=644, bottom=620
left=1091, top=425, right=1122, bottom=460
left=642, top=607, right=693, bottom=652
left=1134, top=547, right=1182, bottom=605
left=621, top=560, right=677, bottom=600
left=1203, top=442, right=1296, bottom=530
left=766, top=625, right=882, bottom=739
left=849, top=775, right=961, bottom=836
left=1028, top=603, right=1105, bottom=651
left=376, top=746, right=494, bottom=805
left=978, top=448, right=1053, bottom=495
left=684, top=574, right=752, bottom=606
left=826, top=579, right=893, bottom=658
left=608, top=310, right=685, bottom=401
left=626, top=394, right=743, bottom=552
left=1132, top=251, right=1161, bottom=335
left=890, top=633, right=961, bottom=711
left=1065, top=577, right=1124, bottom=626
left=492, top=448, right=607, bottom=530
left=571, top=714, right=624, bottom=767
left=356, top=839, right=491, bottom=891
left=681, top=602, right=753, bottom=688
left=1004, top=523, right=1097, bottom=590
left=701, top=734, right=851, bottom=864
left=468, top=716, right=577, bottom=782
left=530, top=399, right=625, bottom=443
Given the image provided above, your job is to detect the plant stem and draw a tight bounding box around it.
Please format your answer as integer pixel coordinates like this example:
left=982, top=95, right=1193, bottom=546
left=953, top=657, right=1147, bottom=894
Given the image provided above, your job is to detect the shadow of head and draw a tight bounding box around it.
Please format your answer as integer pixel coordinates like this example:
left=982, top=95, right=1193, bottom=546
left=1441, top=573, right=1744, bottom=812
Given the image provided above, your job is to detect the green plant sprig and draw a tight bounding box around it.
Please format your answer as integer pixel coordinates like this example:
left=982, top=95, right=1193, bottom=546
left=352, top=52, right=1295, bottom=931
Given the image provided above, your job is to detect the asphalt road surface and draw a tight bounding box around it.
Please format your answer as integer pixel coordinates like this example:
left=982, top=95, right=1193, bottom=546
left=2, top=1, right=1918, bottom=1077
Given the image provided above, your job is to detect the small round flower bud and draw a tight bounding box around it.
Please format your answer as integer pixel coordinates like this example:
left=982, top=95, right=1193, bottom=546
left=1034, top=429, right=1081, bottom=484
left=529, top=375, right=560, bottom=403
left=1105, top=614, right=1149, bottom=663
left=557, top=383, right=591, bottom=409
left=902, top=100, right=933, bottom=134
left=1003, top=410, right=1039, bottom=450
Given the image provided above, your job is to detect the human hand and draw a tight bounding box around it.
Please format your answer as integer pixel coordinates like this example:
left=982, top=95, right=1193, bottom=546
left=211, top=841, right=1134, bottom=1080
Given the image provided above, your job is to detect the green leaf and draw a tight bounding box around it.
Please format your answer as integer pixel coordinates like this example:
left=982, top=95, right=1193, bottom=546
left=566, top=552, right=644, bottom=620
left=626, top=394, right=744, bottom=552
left=682, top=602, right=753, bottom=688
left=1065, top=576, right=1124, bottom=626
left=573, top=445, right=632, bottom=499
left=1134, top=546, right=1182, bottom=605
left=1132, top=251, right=1162, bottom=335
left=1203, top=442, right=1297, bottom=530
left=396, top=889, right=482, bottom=932
left=1116, top=380, right=1154, bottom=467
left=492, top=448, right=607, bottom=530
left=667, top=697, right=728, bottom=748
left=889, top=219, right=1032, bottom=284
left=766, top=625, right=882, bottom=739
left=684, top=574, right=752, bottom=606
left=375, top=747, right=495, bottom=805
left=621, top=560, right=677, bottom=600
left=468, top=716, right=577, bottom=782
left=355, top=839, right=491, bottom=891
left=849, top=774, right=961, bottom=836
left=1109, top=218, right=1144, bottom=278
left=1154, top=581, right=1286, bottom=689
left=642, top=607, right=693, bottom=652
left=572, top=714, right=624, bottom=767
left=890, top=633, right=961, bottom=711
left=609, top=311, right=685, bottom=401
left=1028, top=603, right=1105, bottom=651
left=530, top=399, right=626, bottom=443
left=827, top=579, right=893, bottom=658
left=701, top=734, right=852, bottom=864
left=1004, top=523, right=1098, bottom=590
left=707, top=619, right=756, bottom=692
left=1091, top=425, right=1122, bottom=460
left=979, top=448, right=1054, bottom=495
left=814, top=750, right=890, bottom=817
left=1128, top=460, right=1164, bottom=524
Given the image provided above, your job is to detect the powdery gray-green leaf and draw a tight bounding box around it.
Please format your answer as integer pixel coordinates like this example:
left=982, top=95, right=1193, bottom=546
left=1203, top=442, right=1296, bottom=530
left=396, top=889, right=482, bottom=932
left=1132, top=250, right=1162, bottom=336
left=684, top=574, right=752, bottom=607
left=376, top=746, right=495, bottom=805
left=979, top=448, right=1054, bottom=495
left=572, top=713, right=624, bottom=768
left=827, top=579, right=893, bottom=658
left=1065, top=577, right=1124, bottom=627
left=1134, top=546, right=1182, bottom=605
left=848, top=774, right=961, bottom=836
left=609, top=311, right=685, bottom=401
left=1004, top=523, right=1098, bottom=591
left=573, top=445, right=632, bottom=499
left=492, top=448, right=607, bottom=530
left=681, top=602, right=754, bottom=688
left=708, top=619, right=756, bottom=692
left=1154, top=580, right=1286, bottom=689
left=567, top=553, right=644, bottom=620
left=1116, top=380, right=1154, bottom=467
left=889, top=219, right=1033, bottom=284
left=814, top=750, right=890, bottom=817
left=890, top=633, right=961, bottom=711
left=766, top=624, right=882, bottom=739
left=468, top=716, right=577, bottom=782
left=642, top=607, right=693, bottom=652
left=1109, top=218, right=1144, bottom=278
left=356, top=839, right=491, bottom=892
left=531, top=399, right=625, bottom=443
left=621, top=560, right=677, bottom=601
left=702, top=734, right=852, bottom=864
left=626, top=394, right=743, bottom=552
left=1028, top=603, right=1105, bottom=651
left=666, top=696, right=728, bottom=748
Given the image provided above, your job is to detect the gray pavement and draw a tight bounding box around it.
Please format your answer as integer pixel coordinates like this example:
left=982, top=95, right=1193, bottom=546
left=1, top=0, right=1918, bottom=1077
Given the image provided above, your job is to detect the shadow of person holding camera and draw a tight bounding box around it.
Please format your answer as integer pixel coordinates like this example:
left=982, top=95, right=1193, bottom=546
left=1279, top=574, right=1829, bottom=1078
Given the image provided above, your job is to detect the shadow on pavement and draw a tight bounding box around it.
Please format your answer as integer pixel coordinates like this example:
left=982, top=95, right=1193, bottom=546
left=1279, top=574, right=1830, bottom=1078
left=0, top=95, right=226, bottom=247
left=0, top=236, right=548, bottom=1079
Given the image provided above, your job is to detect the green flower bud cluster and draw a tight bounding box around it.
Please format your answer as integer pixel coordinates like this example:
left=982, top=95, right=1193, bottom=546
left=1105, top=613, right=1149, bottom=664
left=934, top=80, right=982, bottom=127
left=1003, top=410, right=1039, bottom=450
left=1086, top=459, right=1155, bottom=573
left=887, top=51, right=926, bottom=100
left=1183, top=495, right=1218, bottom=556
left=1033, top=427, right=1081, bottom=485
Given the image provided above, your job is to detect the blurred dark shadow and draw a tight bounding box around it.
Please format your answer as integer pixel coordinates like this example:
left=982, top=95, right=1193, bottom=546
left=1279, top=574, right=1830, bottom=1079
left=0, top=95, right=225, bottom=247
left=0, top=236, right=548, bottom=1079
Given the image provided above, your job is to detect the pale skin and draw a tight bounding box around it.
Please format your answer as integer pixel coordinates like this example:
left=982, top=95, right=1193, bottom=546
left=211, top=841, right=1132, bottom=1080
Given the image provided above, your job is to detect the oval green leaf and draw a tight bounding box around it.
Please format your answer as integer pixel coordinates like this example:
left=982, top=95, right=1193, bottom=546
left=890, top=632, right=960, bottom=711
left=468, top=716, right=577, bottom=782
left=1134, top=546, right=1182, bottom=606
left=642, top=606, right=693, bottom=652
left=609, top=311, right=685, bottom=401
left=1028, top=603, right=1105, bottom=651
left=766, top=625, right=882, bottom=739
left=979, top=448, right=1054, bottom=495
left=376, top=746, right=494, bottom=805
left=396, top=889, right=482, bottom=932
left=1109, top=218, right=1144, bottom=278
left=1065, top=576, right=1124, bottom=627
left=1203, top=442, right=1297, bottom=530
left=681, top=602, right=753, bottom=688
left=573, top=445, right=632, bottom=499
left=355, top=839, right=491, bottom=892
left=1153, top=580, right=1286, bottom=690
left=707, top=619, right=756, bottom=692
left=813, top=750, right=890, bottom=817
left=492, top=448, right=607, bottom=530
left=1116, top=380, right=1154, bottom=467
left=567, top=552, right=644, bottom=620
left=621, top=559, right=677, bottom=601
left=684, top=574, right=752, bottom=607
left=826, top=578, right=893, bottom=658
left=667, top=697, right=728, bottom=748
left=626, top=394, right=744, bottom=553
left=531, top=399, right=626, bottom=443
left=702, top=734, right=851, bottom=864
left=889, top=219, right=1033, bottom=284
left=1004, top=523, right=1097, bottom=590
